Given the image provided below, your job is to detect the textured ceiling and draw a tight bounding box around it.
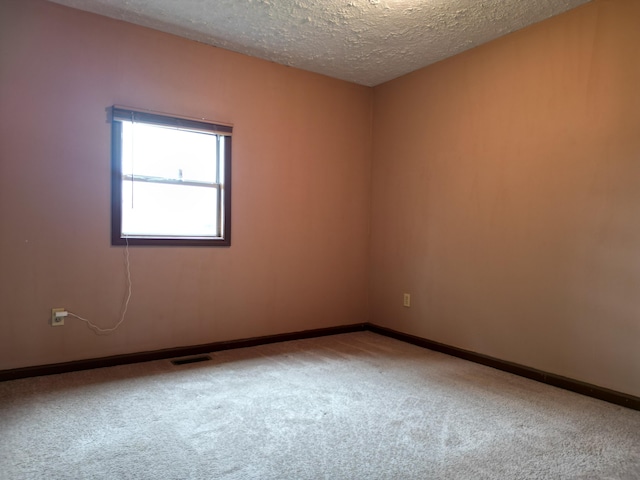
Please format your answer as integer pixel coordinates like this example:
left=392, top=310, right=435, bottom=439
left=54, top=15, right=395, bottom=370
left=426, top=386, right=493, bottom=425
left=48, top=0, right=591, bottom=86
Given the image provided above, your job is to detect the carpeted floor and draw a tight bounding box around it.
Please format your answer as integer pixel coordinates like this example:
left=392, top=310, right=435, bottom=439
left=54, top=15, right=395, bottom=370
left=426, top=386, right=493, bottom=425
left=1, top=332, right=639, bottom=479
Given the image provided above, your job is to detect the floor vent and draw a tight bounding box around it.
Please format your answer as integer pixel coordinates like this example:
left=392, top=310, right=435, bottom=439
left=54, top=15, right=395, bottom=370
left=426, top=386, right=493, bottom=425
left=170, top=355, right=212, bottom=366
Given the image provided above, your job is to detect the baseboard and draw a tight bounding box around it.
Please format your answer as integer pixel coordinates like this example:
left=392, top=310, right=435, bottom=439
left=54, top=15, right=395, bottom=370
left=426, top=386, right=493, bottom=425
left=366, top=323, right=640, bottom=411
left=2, top=321, right=637, bottom=411
left=0, top=323, right=367, bottom=382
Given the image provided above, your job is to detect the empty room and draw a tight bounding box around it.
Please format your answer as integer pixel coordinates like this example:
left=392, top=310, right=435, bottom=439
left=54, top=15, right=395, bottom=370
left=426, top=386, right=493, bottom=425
left=1, top=0, right=639, bottom=478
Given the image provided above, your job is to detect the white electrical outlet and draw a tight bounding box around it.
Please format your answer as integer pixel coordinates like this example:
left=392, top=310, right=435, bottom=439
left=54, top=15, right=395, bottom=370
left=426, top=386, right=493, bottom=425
left=403, top=293, right=411, bottom=308
left=51, top=308, right=66, bottom=326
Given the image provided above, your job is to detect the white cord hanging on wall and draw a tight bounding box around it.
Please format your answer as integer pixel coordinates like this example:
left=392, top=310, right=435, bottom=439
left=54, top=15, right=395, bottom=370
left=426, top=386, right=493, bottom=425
left=66, top=237, right=132, bottom=335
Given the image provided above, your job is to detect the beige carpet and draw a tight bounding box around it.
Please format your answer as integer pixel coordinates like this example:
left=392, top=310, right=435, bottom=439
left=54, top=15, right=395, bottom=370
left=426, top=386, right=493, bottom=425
left=1, top=332, right=639, bottom=479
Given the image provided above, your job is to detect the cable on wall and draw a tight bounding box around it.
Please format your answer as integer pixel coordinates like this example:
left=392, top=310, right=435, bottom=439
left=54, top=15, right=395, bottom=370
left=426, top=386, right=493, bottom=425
left=66, top=237, right=132, bottom=335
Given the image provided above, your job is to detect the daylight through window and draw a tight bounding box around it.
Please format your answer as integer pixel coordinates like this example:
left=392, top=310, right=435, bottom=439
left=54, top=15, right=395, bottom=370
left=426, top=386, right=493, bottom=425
left=111, top=107, right=232, bottom=246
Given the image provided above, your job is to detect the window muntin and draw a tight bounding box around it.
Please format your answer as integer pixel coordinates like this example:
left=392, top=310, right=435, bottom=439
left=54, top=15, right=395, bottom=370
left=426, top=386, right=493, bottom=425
left=111, top=107, right=232, bottom=246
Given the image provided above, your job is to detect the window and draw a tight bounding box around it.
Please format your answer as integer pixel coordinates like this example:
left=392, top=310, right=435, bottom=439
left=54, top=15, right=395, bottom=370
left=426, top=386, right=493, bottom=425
left=111, top=107, right=232, bottom=246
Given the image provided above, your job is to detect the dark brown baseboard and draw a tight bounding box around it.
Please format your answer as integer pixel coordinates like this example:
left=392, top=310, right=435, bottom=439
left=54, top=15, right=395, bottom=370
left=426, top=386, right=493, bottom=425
left=0, top=323, right=367, bottom=382
left=1, top=322, right=637, bottom=411
left=367, top=324, right=640, bottom=411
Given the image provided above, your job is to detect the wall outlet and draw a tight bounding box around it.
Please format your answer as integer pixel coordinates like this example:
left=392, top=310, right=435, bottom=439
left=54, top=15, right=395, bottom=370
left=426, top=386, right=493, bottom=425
left=403, top=293, right=411, bottom=308
left=51, top=308, right=66, bottom=326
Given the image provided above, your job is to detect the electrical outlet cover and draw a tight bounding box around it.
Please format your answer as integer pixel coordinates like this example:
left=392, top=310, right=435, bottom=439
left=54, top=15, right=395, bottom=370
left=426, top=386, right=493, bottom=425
left=403, top=293, right=411, bottom=307
left=51, top=308, right=65, bottom=326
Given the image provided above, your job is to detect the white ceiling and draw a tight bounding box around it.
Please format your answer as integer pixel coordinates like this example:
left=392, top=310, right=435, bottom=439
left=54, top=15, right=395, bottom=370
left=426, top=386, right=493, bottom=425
left=49, top=0, right=591, bottom=86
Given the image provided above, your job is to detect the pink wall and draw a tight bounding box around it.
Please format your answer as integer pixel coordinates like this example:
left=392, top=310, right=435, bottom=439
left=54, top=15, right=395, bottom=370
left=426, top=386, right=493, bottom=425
left=2, top=0, right=639, bottom=398
left=0, top=1, right=372, bottom=368
left=370, top=0, right=640, bottom=396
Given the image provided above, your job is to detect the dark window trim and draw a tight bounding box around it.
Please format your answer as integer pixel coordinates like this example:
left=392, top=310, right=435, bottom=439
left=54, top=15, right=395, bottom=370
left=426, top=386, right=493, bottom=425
left=110, top=106, right=232, bottom=247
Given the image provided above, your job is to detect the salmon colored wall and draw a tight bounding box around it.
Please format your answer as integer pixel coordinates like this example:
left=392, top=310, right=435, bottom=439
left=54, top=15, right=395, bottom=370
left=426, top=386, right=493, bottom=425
left=370, top=0, right=640, bottom=396
left=2, top=0, right=638, bottom=399
left=0, top=1, right=372, bottom=369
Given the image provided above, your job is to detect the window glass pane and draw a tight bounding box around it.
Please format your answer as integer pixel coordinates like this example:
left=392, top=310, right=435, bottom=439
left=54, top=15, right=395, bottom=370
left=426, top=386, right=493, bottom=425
left=122, top=122, right=218, bottom=183
left=121, top=182, right=219, bottom=237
